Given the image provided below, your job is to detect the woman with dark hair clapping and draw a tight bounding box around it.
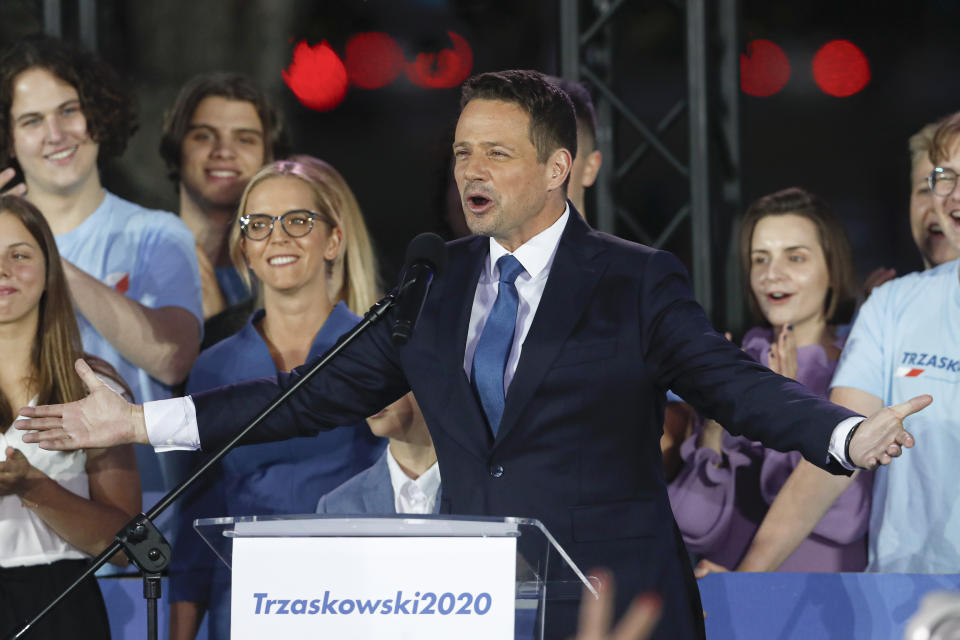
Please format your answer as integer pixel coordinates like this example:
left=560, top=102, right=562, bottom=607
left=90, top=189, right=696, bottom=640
left=668, top=187, right=873, bottom=574
left=0, top=195, right=139, bottom=639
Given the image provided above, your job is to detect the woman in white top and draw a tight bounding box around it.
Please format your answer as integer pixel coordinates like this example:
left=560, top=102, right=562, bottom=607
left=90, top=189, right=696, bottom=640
left=0, top=195, right=140, bottom=639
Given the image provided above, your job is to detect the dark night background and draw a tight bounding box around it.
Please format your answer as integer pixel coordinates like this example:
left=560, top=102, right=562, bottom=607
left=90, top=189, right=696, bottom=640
left=2, top=0, right=958, bottom=318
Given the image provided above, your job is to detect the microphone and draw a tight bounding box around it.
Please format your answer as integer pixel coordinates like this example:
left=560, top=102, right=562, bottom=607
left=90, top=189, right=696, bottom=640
left=391, top=233, right=446, bottom=345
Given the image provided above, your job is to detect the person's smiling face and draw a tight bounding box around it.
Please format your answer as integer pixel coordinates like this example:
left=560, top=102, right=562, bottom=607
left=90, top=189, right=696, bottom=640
left=180, top=96, right=266, bottom=210
left=0, top=211, right=45, bottom=328
left=930, top=141, right=960, bottom=254
left=8, top=67, right=99, bottom=196
left=240, top=175, right=341, bottom=297
left=911, top=155, right=960, bottom=268
left=749, top=213, right=831, bottom=335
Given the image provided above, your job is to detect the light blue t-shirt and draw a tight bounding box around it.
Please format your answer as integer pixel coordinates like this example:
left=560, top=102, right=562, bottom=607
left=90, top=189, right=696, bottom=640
left=831, top=259, right=960, bottom=573
left=55, top=191, right=203, bottom=403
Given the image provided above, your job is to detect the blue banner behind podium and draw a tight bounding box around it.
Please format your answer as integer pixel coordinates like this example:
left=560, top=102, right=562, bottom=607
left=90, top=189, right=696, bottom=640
left=697, top=572, right=960, bottom=639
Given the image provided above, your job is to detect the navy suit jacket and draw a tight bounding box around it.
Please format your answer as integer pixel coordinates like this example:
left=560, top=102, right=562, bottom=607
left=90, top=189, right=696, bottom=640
left=315, top=450, right=441, bottom=515
left=193, top=208, right=856, bottom=638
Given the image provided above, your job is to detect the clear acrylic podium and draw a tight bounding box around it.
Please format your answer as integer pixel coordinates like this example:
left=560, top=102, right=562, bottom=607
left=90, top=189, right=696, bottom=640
left=195, top=515, right=597, bottom=639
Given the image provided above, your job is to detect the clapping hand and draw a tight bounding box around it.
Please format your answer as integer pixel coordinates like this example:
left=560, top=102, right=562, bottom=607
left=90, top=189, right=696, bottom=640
left=862, top=267, right=896, bottom=300
left=768, top=325, right=798, bottom=380
left=0, top=447, right=33, bottom=496
left=15, top=359, right=148, bottom=450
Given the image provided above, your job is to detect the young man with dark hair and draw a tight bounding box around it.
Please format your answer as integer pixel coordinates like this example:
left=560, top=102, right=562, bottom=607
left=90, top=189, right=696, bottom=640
left=550, top=76, right=603, bottom=217
left=160, top=72, right=289, bottom=318
left=18, top=70, right=929, bottom=640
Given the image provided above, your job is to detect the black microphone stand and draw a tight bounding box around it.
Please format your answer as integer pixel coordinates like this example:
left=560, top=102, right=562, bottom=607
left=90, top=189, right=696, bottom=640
left=5, top=292, right=398, bottom=640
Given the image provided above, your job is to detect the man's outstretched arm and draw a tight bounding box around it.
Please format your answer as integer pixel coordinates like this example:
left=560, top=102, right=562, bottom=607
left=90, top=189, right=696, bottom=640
left=17, top=309, right=408, bottom=452
left=643, top=250, right=927, bottom=474
left=16, top=359, right=151, bottom=449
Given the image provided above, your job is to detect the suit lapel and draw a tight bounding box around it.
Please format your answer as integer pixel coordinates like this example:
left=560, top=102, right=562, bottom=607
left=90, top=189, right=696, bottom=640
left=361, top=454, right=396, bottom=514
left=495, top=212, right=607, bottom=445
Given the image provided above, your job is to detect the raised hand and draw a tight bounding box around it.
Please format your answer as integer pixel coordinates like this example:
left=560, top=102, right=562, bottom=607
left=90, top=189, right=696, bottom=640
left=576, top=569, right=662, bottom=640
left=15, top=359, right=148, bottom=450
left=768, top=325, right=798, bottom=380
left=1, top=167, right=27, bottom=197
left=861, top=266, right=896, bottom=300
left=848, top=395, right=932, bottom=469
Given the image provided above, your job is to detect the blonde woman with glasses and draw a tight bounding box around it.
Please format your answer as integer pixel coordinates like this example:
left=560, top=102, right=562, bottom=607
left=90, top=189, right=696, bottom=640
left=166, top=159, right=384, bottom=640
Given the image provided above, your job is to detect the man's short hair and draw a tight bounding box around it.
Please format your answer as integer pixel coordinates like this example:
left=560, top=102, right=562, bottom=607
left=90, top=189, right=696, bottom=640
left=159, top=72, right=289, bottom=184
left=550, top=77, right=597, bottom=147
left=460, top=70, right=578, bottom=171
left=0, top=34, right=137, bottom=162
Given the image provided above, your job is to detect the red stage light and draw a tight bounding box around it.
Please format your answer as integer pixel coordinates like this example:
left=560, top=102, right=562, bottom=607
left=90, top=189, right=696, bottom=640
left=345, top=32, right=405, bottom=89
left=740, top=39, right=790, bottom=97
left=812, top=40, right=870, bottom=97
left=282, top=40, right=349, bottom=111
left=405, top=31, right=473, bottom=89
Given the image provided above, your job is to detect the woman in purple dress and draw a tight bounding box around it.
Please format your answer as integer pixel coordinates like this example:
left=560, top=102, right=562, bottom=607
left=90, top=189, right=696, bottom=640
left=667, top=187, right=873, bottom=572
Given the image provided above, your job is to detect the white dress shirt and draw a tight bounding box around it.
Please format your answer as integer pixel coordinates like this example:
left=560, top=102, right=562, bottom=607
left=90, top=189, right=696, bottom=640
left=385, top=447, right=441, bottom=515
left=463, top=207, right=569, bottom=390
left=141, top=202, right=859, bottom=468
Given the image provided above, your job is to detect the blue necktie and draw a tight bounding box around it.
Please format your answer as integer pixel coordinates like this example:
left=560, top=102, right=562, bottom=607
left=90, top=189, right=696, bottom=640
left=472, top=254, right=525, bottom=436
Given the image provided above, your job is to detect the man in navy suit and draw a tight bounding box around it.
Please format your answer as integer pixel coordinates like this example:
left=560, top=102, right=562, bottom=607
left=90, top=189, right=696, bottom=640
left=19, top=70, right=930, bottom=639
left=316, top=392, right=440, bottom=515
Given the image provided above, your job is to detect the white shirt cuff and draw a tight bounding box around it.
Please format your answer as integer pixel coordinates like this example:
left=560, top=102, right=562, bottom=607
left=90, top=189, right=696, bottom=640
left=143, top=397, right=201, bottom=451
left=828, top=416, right=866, bottom=470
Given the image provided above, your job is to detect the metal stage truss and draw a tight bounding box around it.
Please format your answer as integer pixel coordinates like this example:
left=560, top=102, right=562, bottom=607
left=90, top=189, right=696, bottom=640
left=560, top=0, right=744, bottom=331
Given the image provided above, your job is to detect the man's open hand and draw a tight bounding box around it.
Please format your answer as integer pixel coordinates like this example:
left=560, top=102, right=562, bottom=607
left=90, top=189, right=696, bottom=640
left=849, top=395, right=931, bottom=469
left=15, top=359, right=147, bottom=450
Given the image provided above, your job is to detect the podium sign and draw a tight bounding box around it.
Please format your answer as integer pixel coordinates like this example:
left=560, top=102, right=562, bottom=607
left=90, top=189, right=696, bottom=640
left=230, top=535, right=516, bottom=639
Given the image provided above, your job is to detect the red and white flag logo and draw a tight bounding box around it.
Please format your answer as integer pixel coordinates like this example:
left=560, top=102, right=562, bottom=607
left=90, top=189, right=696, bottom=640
left=104, top=272, right=130, bottom=295
left=895, top=366, right=924, bottom=378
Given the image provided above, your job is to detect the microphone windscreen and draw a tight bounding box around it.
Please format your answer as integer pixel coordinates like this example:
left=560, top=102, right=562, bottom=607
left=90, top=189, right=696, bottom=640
left=403, top=232, right=447, bottom=274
